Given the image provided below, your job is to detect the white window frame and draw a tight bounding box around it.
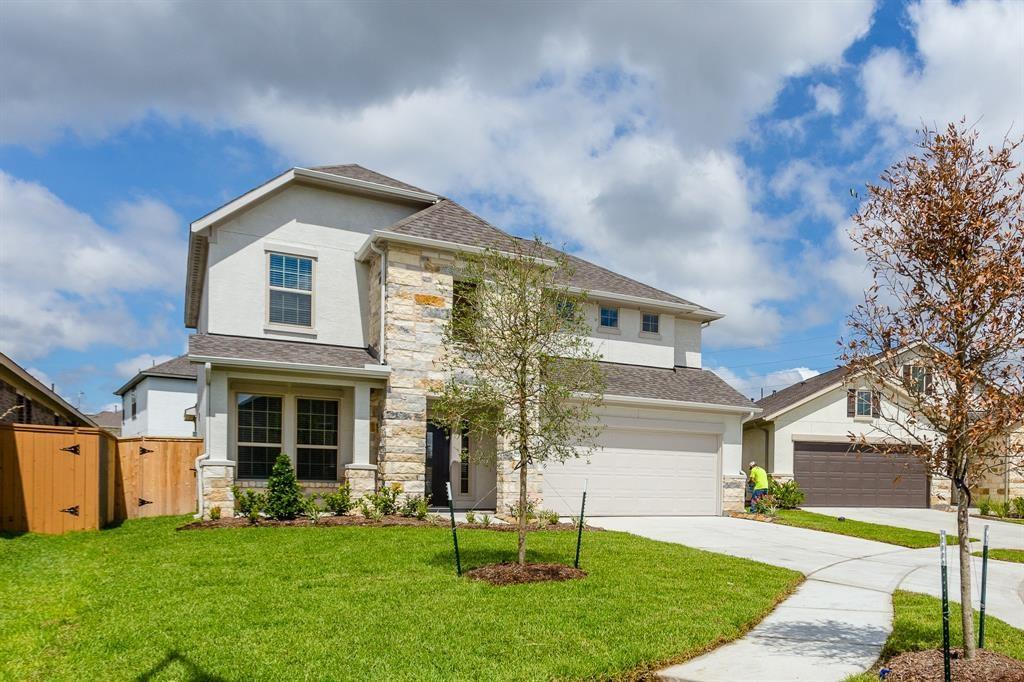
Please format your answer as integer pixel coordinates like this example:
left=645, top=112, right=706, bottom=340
left=295, top=396, right=341, bottom=482
left=236, top=392, right=285, bottom=480
left=265, top=251, right=316, bottom=330
left=855, top=389, right=874, bottom=418
left=641, top=311, right=660, bottom=335
left=599, top=305, right=620, bottom=330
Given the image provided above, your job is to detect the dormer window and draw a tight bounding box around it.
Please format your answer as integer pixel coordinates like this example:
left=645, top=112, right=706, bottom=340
left=268, top=253, right=313, bottom=327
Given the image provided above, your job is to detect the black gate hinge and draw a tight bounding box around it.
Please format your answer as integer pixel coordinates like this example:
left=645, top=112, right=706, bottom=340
left=138, top=498, right=153, bottom=507
left=139, top=446, right=154, bottom=455
left=60, top=444, right=80, bottom=455
left=59, top=505, right=80, bottom=516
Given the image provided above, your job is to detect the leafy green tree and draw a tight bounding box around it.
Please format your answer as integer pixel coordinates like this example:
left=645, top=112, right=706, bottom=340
left=265, top=453, right=303, bottom=520
left=432, top=238, right=605, bottom=566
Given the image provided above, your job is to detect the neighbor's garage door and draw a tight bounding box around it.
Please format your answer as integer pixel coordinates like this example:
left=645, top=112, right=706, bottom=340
left=542, top=426, right=720, bottom=516
left=794, top=441, right=928, bottom=508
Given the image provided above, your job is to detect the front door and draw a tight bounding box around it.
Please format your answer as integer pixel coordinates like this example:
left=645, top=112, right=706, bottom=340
left=426, top=422, right=451, bottom=504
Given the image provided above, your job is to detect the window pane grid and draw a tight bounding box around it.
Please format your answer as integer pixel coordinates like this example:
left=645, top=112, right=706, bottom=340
left=297, top=399, right=338, bottom=481
left=298, top=448, right=337, bottom=481
left=269, top=253, right=312, bottom=291
left=237, top=395, right=283, bottom=479
left=642, top=312, right=659, bottom=333
left=600, top=306, right=618, bottom=328
left=269, top=290, right=312, bottom=326
left=856, top=390, right=873, bottom=417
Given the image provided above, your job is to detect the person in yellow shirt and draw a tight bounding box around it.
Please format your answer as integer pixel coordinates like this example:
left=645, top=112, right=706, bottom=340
left=748, top=460, right=770, bottom=511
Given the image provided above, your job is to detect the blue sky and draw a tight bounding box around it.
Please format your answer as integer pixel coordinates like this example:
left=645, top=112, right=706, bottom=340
left=0, top=0, right=1020, bottom=412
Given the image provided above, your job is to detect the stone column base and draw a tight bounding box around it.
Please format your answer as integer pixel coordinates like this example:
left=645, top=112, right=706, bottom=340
left=345, top=463, right=378, bottom=500
left=930, top=475, right=953, bottom=510
left=199, top=459, right=235, bottom=519
left=721, top=474, right=746, bottom=514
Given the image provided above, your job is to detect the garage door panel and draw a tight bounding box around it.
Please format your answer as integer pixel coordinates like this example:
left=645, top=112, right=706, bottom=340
left=542, top=428, right=719, bottom=516
left=795, top=441, right=927, bottom=508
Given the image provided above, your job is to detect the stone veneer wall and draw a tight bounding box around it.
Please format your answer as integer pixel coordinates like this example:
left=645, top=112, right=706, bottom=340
left=721, top=474, right=745, bottom=513
left=930, top=475, right=952, bottom=510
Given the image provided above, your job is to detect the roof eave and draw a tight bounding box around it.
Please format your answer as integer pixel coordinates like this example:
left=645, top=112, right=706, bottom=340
left=188, top=353, right=392, bottom=379
left=114, top=372, right=198, bottom=397
left=601, top=393, right=761, bottom=415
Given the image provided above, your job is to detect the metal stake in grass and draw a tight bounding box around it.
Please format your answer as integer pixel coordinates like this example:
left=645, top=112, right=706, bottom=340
left=574, top=479, right=588, bottom=569
left=940, top=530, right=951, bottom=682
left=447, top=482, right=461, bottom=576
left=979, top=524, right=989, bottom=649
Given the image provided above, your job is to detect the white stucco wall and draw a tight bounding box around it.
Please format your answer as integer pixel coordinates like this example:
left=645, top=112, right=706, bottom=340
left=584, top=305, right=704, bottom=368
left=203, top=184, right=420, bottom=346
left=120, top=376, right=197, bottom=437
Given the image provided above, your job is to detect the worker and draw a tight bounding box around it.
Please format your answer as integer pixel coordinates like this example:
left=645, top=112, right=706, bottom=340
left=748, top=460, right=769, bottom=511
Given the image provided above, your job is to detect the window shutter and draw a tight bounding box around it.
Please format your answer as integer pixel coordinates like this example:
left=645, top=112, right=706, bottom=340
left=846, top=389, right=856, bottom=417
left=902, top=364, right=912, bottom=385
left=925, top=368, right=934, bottom=395
left=872, top=391, right=881, bottom=418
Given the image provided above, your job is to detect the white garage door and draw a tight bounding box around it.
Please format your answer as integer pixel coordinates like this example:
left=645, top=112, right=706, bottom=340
left=542, top=426, right=720, bottom=516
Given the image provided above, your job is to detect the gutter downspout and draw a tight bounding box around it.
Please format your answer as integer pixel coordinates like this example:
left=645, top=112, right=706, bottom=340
left=369, top=240, right=387, bottom=365
left=194, top=362, right=213, bottom=519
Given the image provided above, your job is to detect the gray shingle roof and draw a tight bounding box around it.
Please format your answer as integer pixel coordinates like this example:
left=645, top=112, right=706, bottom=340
left=114, top=354, right=198, bottom=395
left=753, top=365, right=850, bottom=418
left=601, top=362, right=755, bottom=408
left=189, top=334, right=378, bottom=369
left=311, top=164, right=432, bottom=195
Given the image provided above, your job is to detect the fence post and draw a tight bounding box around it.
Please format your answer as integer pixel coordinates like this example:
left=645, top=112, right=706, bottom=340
left=979, top=524, right=989, bottom=649
left=446, top=482, right=461, bottom=576
left=574, top=479, right=588, bottom=569
left=940, top=530, right=951, bottom=682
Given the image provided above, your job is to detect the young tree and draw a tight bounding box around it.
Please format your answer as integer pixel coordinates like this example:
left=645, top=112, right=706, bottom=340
left=432, top=238, right=606, bottom=566
left=844, top=122, right=1024, bottom=659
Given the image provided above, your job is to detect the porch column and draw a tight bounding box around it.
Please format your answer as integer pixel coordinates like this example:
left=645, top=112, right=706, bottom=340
left=345, top=382, right=376, bottom=498
left=199, top=369, right=235, bottom=518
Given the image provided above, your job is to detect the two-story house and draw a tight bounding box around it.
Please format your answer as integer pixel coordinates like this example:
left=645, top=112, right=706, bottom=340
left=185, top=165, right=756, bottom=518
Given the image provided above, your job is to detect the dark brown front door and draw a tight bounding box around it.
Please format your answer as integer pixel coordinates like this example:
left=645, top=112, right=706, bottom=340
left=426, top=423, right=450, bottom=505
left=794, top=441, right=928, bottom=508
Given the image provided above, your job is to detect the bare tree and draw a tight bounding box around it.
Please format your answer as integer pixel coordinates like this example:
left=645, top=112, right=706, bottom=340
left=843, top=121, right=1024, bottom=659
left=432, top=238, right=605, bottom=566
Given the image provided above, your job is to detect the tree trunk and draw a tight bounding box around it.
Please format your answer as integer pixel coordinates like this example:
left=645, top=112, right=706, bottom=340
left=517, top=456, right=528, bottom=566
left=956, top=482, right=976, bottom=659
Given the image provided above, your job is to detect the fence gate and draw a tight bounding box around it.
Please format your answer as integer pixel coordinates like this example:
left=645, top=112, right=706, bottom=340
left=116, top=437, right=201, bottom=519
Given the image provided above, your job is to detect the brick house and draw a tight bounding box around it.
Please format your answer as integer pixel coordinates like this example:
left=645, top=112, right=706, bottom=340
left=0, top=352, right=95, bottom=428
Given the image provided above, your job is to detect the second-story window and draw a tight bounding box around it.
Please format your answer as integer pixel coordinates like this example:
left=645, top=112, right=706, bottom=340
left=599, top=305, right=619, bottom=329
left=641, top=312, right=660, bottom=334
left=268, top=253, right=313, bottom=327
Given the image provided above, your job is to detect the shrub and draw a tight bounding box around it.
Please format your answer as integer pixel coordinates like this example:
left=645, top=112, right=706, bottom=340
left=480, top=513, right=492, bottom=527
left=323, top=482, right=354, bottom=516
left=1012, top=497, right=1024, bottom=519
left=753, top=493, right=779, bottom=517
left=364, top=483, right=403, bottom=516
left=265, top=453, right=303, bottom=520
left=208, top=506, right=221, bottom=521
left=302, top=494, right=326, bottom=524
left=233, top=487, right=267, bottom=522
left=358, top=497, right=382, bottom=521
left=537, top=508, right=560, bottom=525
left=977, top=496, right=993, bottom=516
left=399, top=495, right=430, bottom=520
left=464, top=510, right=476, bottom=524
left=768, top=477, right=805, bottom=509
left=506, top=500, right=536, bottom=521
left=993, top=499, right=1010, bottom=519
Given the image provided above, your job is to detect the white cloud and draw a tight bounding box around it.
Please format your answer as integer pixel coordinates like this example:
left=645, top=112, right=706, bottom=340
left=862, top=0, right=1024, bottom=144
left=809, top=83, right=842, bottom=116
left=0, top=172, right=185, bottom=359
left=713, top=365, right=821, bottom=400
left=115, top=353, right=174, bottom=379
left=25, top=366, right=55, bottom=391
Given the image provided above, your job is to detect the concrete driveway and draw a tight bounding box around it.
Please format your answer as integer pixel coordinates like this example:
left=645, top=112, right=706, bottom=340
left=809, top=507, right=1024, bottom=549
left=596, top=516, right=1024, bottom=682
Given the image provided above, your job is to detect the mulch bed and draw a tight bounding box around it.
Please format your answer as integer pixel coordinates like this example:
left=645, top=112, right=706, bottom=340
left=727, top=511, right=776, bottom=522
left=178, top=515, right=596, bottom=532
left=464, top=562, right=586, bottom=585
left=883, top=648, right=1024, bottom=681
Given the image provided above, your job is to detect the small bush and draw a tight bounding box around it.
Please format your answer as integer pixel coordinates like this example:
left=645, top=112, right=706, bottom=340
left=1012, top=497, right=1024, bottom=519
left=465, top=510, right=476, bottom=524
left=358, top=497, right=383, bottom=521
left=768, top=478, right=805, bottom=509
left=993, top=499, right=1010, bottom=519
left=537, top=508, right=560, bottom=525
left=208, top=506, right=221, bottom=521
left=323, top=482, right=354, bottom=516
left=506, top=500, right=537, bottom=521
left=233, top=487, right=267, bottom=523
left=480, top=513, right=492, bottom=527
left=400, top=495, right=430, bottom=520
left=977, top=497, right=993, bottom=516
left=364, top=483, right=402, bottom=516
left=302, top=494, right=326, bottom=524
left=753, top=493, right=779, bottom=517
left=265, top=453, right=303, bottom=520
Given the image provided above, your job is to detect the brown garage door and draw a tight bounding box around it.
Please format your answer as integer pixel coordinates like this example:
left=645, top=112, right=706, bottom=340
left=794, top=441, right=928, bottom=508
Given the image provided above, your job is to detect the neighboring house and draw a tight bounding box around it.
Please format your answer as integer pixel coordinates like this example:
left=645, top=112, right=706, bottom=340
left=743, top=362, right=954, bottom=509
left=88, top=409, right=123, bottom=437
left=115, top=355, right=198, bottom=438
left=185, top=164, right=756, bottom=518
left=0, top=352, right=95, bottom=428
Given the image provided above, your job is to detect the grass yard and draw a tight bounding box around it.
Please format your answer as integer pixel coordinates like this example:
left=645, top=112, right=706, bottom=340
left=774, top=510, right=968, bottom=548
left=846, top=590, right=1024, bottom=681
left=973, top=548, right=1024, bottom=564
left=0, top=516, right=801, bottom=681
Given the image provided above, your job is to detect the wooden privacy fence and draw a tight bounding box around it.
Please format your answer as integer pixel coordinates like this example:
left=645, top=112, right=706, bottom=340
left=1, top=423, right=202, bottom=534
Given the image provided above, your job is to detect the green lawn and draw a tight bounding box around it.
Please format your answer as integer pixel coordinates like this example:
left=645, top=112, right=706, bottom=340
left=973, top=548, right=1024, bottom=564
left=0, top=516, right=801, bottom=681
left=773, top=510, right=967, bottom=548
left=846, top=591, right=1024, bottom=681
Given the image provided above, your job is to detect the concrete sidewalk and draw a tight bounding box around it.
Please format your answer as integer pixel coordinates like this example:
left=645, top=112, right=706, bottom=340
left=596, top=516, right=1024, bottom=682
